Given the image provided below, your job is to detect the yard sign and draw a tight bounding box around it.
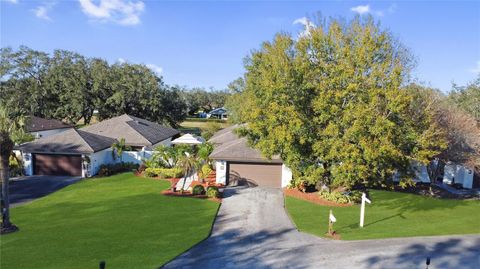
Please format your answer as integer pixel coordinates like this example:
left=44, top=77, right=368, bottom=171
left=359, top=193, right=371, bottom=228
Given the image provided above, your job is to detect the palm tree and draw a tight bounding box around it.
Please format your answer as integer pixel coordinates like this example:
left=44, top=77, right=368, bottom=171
left=177, top=153, right=199, bottom=192
left=111, top=138, right=130, bottom=162
left=0, top=107, right=27, bottom=234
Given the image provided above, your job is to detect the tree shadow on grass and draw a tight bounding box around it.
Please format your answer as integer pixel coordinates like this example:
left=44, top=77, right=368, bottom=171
left=369, top=190, right=479, bottom=214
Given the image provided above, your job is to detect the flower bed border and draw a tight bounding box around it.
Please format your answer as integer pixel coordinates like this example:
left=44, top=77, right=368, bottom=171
left=284, top=188, right=353, bottom=207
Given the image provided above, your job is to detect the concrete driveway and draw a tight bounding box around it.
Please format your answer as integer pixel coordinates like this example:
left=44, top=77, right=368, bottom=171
left=9, top=175, right=81, bottom=207
left=163, top=186, right=480, bottom=269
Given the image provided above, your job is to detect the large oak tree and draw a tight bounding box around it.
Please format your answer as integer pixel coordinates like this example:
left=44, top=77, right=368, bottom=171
left=233, top=17, right=446, bottom=189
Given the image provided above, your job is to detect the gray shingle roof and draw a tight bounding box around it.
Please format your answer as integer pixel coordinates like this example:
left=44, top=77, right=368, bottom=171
left=26, top=116, right=73, bottom=132
left=82, top=114, right=179, bottom=147
left=209, top=125, right=241, bottom=146
left=18, top=129, right=115, bottom=154
left=209, top=127, right=282, bottom=163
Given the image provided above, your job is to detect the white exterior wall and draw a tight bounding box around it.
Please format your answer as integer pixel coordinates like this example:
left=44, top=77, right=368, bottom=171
left=444, top=164, right=474, bottom=189
left=90, top=148, right=116, bottom=176
left=121, top=150, right=153, bottom=164
left=462, top=168, right=474, bottom=189
left=30, top=128, right=71, bottom=139
left=281, top=164, right=293, bottom=187
left=22, top=152, right=33, bottom=176
left=215, top=160, right=227, bottom=185
left=413, top=163, right=431, bottom=183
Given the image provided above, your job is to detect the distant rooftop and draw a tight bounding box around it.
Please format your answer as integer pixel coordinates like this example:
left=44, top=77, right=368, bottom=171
left=26, top=116, right=73, bottom=132
left=81, top=114, right=180, bottom=147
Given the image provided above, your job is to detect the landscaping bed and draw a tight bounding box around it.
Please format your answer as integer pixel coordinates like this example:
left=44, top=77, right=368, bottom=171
left=283, top=188, right=352, bottom=207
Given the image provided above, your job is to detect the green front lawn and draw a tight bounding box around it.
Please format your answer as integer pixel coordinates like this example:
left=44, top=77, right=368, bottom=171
left=1, top=173, right=219, bottom=269
left=286, top=190, right=480, bottom=240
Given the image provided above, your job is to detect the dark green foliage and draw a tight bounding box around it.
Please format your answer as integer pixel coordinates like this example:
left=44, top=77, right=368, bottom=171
left=97, top=162, right=139, bottom=177
left=206, top=186, right=220, bottom=198
left=449, top=76, right=480, bottom=121
left=181, top=88, right=229, bottom=115
left=1, top=46, right=188, bottom=127
left=192, top=185, right=206, bottom=195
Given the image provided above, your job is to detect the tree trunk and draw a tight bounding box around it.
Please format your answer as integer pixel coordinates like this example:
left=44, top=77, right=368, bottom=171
left=0, top=136, right=18, bottom=234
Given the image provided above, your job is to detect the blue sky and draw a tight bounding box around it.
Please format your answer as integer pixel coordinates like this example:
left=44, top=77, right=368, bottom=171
left=1, top=0, right=479, bottom=92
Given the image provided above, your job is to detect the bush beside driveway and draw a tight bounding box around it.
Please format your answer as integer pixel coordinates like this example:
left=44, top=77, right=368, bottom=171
left=1, top=173, right=219, bottom=269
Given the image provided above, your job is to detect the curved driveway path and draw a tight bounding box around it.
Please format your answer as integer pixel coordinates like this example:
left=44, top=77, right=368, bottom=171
left=163, top=187, right=480, bottom=269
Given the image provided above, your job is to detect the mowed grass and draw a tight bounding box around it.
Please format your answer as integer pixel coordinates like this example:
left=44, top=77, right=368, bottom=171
left=286, top=190, right=480, bottom=240
left=1, top=173, right=219, bottom=269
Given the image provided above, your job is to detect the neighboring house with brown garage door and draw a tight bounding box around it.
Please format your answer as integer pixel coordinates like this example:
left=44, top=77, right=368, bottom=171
left=17, top=114, right=180, bottom=177
left=209, top=126, right=292, bottom=188
left=18, top=129, right=116, bottom=177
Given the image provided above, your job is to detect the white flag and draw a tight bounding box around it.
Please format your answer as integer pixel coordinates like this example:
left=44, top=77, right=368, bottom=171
left=329, top=211, right=336, bottom=223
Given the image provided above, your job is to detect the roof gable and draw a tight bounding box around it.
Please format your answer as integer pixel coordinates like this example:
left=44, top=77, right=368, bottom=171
left=18, top=129, right=115, bottom=154
left=26, top=116, right=73, bottom=132
left=82, top=114, right=179, bottom=146
left=209, top=127, right=282, bottom=163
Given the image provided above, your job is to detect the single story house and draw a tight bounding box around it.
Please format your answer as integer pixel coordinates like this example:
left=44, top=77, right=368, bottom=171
left=25, top=116, right=73, bottom=139
left=207, top=107, right=228, bottom=120
left=81, top=114, right=180, bottom=150
left=209, top=125, right=292, bottom=188
left=18, top=114, right=179, bottom=177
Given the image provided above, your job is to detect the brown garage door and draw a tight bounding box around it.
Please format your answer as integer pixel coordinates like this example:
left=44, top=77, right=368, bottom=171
left=33, top=154, right=82, bottom=176
left=228, top=162, right=282, bottom=188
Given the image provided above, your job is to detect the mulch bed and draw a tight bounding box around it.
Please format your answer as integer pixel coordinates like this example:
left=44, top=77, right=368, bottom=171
left=283, top=188, right=353, bottom=207
left=160, top=189, right=221, bottom=203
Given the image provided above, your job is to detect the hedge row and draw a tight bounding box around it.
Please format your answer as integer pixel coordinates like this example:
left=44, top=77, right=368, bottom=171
left=184, top=118, right=226, bottom=123
left=144, top=167, right=184, bottom=178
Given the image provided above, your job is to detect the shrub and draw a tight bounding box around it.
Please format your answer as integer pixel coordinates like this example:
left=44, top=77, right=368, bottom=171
left=318, top=190, right=364, bottom=204
left=143, top=167, right=183, bottom=178
left=206, top=186, right=220, bottom=198
left=9, top=155, right=23, bottom=177
left=143, top=169, right=156, bottom=178
left=192, top=185, right=206, bottom=195
left=343, top=190, right=363, bottom=204
left=98, top=162, right=139, bottom=177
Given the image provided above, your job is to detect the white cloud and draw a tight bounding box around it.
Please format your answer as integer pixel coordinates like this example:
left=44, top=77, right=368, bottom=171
left=469, top=60, right=480, bottom=74
left=351, top=5, right=370, bottom=15
left=146, top=63, right=163, bottom=75
left=79, top=0, right=145, bottom=26
left=293, top=17, right=316, bottom=38
left=33, top=2, right=55, bottom=21
left=350, top=4, right=396, bottom=17
left=117, top=58, right=126, bottom=63
left=3, top=0, right=18, bottom=4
